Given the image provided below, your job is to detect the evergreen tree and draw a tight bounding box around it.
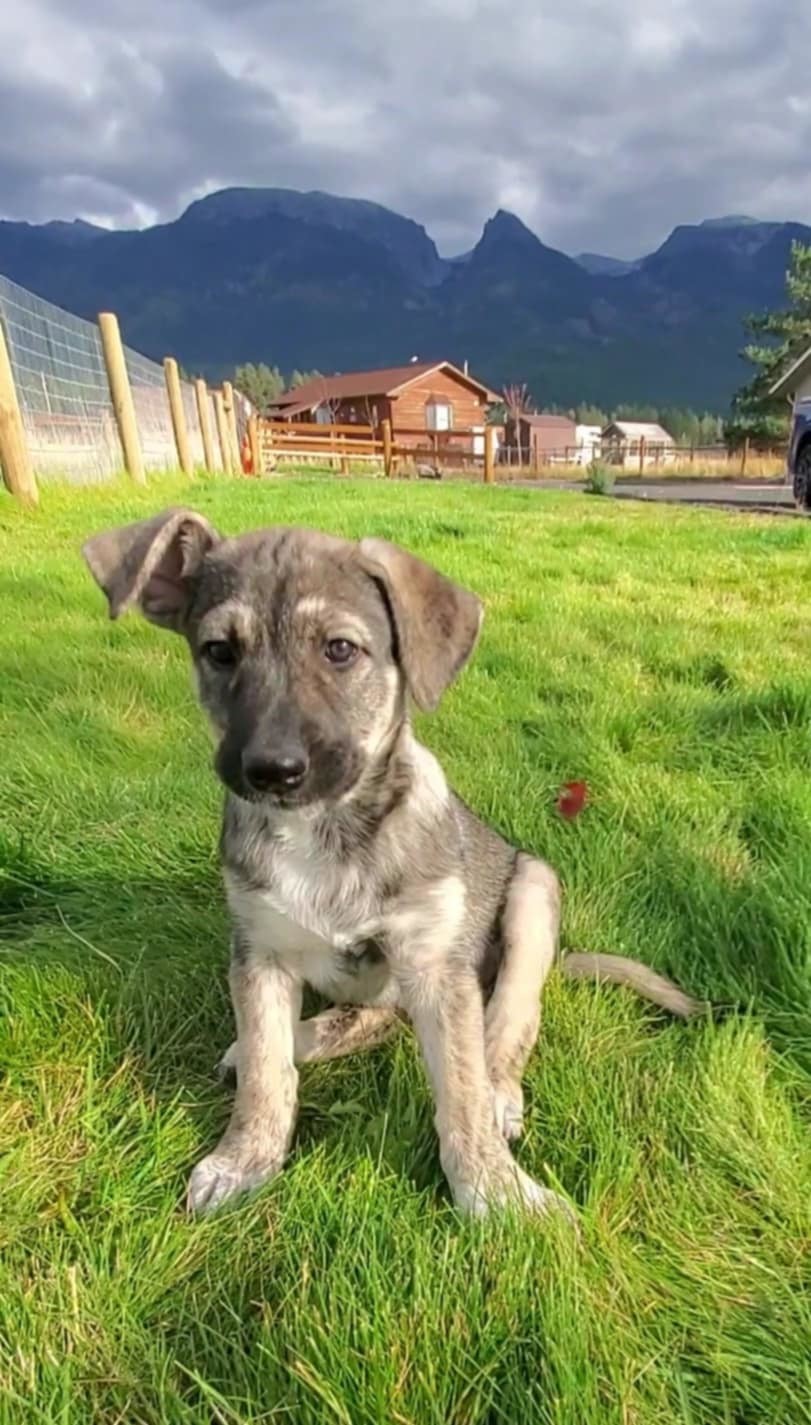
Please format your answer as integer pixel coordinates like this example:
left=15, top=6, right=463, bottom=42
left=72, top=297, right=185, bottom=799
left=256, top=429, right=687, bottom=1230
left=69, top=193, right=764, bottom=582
left=232, top=363, right=285, bottom=411
left=614, top=402, right=660, bottom=423
left=726, top=240, right=811, bottom=447
left=575, top=403, right=608, bottom=426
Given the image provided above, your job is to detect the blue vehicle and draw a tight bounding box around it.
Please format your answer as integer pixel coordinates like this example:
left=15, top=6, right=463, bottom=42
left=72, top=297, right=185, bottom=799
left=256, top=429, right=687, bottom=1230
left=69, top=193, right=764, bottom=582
left=788, top=396, right=811, bottom=508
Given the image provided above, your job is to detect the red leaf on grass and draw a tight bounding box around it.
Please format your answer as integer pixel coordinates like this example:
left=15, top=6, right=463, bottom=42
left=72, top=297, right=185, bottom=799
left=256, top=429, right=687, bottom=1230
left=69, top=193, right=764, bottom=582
left=557, top=780, right=588, bottom=820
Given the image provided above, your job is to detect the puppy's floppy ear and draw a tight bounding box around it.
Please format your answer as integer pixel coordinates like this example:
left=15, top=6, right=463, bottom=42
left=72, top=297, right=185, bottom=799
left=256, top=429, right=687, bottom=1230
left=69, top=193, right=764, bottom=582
left=359, top=537, right=483, bottom=711
left=81, top=506, right=220, bottom=630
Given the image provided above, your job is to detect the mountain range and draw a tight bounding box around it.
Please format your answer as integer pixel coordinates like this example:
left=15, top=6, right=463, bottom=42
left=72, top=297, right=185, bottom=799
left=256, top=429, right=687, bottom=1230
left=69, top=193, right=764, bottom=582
left=0, top=188, right=807, bottom=409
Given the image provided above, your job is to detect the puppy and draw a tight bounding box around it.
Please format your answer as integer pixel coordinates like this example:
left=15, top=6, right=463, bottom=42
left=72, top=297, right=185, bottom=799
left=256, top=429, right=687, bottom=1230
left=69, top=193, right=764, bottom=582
left=83, top=508, right=704, bottom=1218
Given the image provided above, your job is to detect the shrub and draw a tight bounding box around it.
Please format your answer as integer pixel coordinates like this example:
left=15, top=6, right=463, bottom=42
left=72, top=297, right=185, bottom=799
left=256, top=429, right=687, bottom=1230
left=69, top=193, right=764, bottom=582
left=583, top=460, right=614, bottom=496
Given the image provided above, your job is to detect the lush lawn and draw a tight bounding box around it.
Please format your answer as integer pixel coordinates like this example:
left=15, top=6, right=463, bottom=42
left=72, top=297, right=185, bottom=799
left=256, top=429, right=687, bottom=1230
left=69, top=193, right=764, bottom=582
left=1, top=475, right=810, bottom=1424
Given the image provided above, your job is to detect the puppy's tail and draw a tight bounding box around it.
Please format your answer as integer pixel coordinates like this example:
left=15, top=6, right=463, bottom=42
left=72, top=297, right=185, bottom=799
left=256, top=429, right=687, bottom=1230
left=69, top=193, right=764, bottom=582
left=560, top=951, right=709, bottom=1020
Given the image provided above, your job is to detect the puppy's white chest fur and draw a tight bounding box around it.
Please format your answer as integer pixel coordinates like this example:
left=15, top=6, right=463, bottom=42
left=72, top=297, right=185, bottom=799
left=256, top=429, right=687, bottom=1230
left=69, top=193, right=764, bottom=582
left=224, top=816, right=389, bottom=1002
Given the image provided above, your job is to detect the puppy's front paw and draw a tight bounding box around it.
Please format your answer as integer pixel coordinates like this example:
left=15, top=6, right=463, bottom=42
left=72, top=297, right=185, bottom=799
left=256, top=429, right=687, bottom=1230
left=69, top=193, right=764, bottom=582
left=509, top=1168, right=578, bottom=1224
left=448, top=1144, right=576, bottom=1224
left=186, top=1148, right=282, bottom=1215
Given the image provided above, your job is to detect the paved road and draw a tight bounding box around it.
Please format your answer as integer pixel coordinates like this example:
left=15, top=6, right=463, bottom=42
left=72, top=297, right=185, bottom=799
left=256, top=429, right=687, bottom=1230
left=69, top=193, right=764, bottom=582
left=522, top=477, right=799, bottom=514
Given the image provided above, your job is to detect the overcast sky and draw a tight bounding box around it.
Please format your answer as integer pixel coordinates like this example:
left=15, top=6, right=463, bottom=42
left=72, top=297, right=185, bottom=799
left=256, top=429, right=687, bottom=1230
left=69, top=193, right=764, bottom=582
left=1, top=0, right=809, bottom=258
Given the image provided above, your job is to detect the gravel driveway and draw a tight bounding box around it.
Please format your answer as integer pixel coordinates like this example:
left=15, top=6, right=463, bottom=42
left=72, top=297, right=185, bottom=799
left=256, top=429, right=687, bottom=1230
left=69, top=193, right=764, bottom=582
left=520, top=477, right=799, bottom=515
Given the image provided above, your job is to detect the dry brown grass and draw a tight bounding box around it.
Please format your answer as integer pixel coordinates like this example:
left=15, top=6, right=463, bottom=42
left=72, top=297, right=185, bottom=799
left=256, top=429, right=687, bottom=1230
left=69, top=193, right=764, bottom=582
left=490, top=451, right=787, bottom=483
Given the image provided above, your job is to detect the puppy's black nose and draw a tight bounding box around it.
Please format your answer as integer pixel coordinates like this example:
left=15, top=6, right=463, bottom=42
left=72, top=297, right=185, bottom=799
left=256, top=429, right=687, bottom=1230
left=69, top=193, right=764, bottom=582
left=242, top=751, right=308, bottom=794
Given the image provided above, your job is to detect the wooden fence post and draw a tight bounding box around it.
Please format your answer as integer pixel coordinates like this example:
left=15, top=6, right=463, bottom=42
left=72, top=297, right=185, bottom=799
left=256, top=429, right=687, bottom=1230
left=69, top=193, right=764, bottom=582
left=638, top=435, right=646, bottom=475
left=222, top=381, right=241, bottom=472
left=484, top=425, right=496, bottom=484
left=213, top=389, right=234, bottom=474
left=248, top=414, right=261, bottom=477
left=263, top=419, right=276, bottom=473
left=98, top=312, right=145, bottom=485
left=0, top=320, right=38, bottom=505
left=194, top=379, right=217, bottom=471
left=163, top=357, right=192, bottom=475
left=382, top=418, right=393, bottom=477
left=740, top=436, right=749, bottom=477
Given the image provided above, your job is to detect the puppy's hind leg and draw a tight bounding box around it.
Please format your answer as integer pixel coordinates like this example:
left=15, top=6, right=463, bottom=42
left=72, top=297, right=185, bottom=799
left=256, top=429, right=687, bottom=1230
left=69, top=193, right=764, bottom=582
left=217, top=1005, right=400, bottom=1084
left=485, top=855, right=560, bottom=1141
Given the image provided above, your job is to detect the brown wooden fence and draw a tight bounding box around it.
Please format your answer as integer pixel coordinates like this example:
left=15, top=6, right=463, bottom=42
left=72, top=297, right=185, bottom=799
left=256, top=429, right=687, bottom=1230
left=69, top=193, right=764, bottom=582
left=257, top=417, right=497, bottom=481
left=258, top=418, right=385, bottom=473
left=257, top=422, right=788, bottom=482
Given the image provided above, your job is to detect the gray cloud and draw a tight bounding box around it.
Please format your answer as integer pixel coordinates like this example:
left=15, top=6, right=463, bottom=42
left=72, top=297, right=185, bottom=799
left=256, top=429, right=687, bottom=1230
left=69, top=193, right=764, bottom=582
left=1, top=0, right=809, bottom=257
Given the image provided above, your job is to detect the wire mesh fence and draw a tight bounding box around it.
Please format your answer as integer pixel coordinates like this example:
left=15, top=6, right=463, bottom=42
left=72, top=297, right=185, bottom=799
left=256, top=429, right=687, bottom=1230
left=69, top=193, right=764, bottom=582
left=124, top=345, right=177, bottom=475
left=0, top=274, right=222, bottom=483
left=0, top=274, right=121, bottom=483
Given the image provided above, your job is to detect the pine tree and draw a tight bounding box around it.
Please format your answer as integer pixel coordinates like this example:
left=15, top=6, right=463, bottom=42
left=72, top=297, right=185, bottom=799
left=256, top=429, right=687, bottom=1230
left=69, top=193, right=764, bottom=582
left=727, top=241, right=811, bottom=447
left=660, top=407, right=697, bottom=444
left=575, top=403, right=608, bottom=427
left=232, top=363, right=285, bottom=411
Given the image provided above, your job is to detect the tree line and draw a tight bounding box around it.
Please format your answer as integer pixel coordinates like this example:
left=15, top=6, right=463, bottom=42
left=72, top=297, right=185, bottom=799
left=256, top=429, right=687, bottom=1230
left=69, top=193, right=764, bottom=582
left=573, top=406, right=724, bottom=446
left=542, top=404, right=723, bottom=446
left=489, top=392, right=724, bottom=446
left=230, top=364, right=324, bottom=411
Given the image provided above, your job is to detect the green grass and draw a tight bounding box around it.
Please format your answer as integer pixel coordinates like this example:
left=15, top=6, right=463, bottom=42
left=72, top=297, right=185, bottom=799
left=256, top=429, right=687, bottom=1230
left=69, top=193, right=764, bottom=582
left=1, top=475, right=811, bottom=1424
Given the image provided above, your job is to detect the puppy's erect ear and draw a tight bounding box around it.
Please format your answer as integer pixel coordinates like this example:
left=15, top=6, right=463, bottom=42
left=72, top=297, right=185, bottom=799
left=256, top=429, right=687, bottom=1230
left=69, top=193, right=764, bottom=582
left=359, top=537, right=483, bottom=711
left=81, top=507, right=220, bottom=630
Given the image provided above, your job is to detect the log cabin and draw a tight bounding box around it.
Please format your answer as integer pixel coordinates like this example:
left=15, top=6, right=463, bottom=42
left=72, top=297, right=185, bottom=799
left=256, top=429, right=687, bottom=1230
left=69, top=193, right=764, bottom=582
left=267, top=361, right=496, bottom=453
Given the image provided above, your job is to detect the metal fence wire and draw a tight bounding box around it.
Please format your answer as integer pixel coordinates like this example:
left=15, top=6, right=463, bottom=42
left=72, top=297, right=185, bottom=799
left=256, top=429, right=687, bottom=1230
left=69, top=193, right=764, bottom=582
left=124, top=345, right=177, bottom=475
left=0, top=274, right=214, bottom=482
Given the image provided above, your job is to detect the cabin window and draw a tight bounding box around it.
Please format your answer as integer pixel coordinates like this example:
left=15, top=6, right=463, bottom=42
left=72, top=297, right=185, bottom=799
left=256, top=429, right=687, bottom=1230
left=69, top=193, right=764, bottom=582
left=426, top=400, right=453, bottom=432
left=314, top=404, right=332, bottom=425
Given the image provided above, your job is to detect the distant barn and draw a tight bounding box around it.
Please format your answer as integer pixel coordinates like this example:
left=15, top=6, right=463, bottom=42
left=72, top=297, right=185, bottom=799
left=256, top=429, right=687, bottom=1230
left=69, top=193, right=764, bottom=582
left=502, top=413, right=577, bottom=465
left=601, top=420, right=675, bottom=468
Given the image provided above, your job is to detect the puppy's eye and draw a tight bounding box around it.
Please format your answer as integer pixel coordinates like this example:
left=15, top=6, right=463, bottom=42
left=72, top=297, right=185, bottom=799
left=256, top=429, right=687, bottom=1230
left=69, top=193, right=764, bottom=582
left=325, top=638, right=358, bottom=667
left=202, top=640, right=237, bottom=669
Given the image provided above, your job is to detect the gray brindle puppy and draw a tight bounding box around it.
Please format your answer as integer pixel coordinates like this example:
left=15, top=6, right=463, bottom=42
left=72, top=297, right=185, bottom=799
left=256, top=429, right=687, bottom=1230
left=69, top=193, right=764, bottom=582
left=83, top=508, right=704, bottom=1219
